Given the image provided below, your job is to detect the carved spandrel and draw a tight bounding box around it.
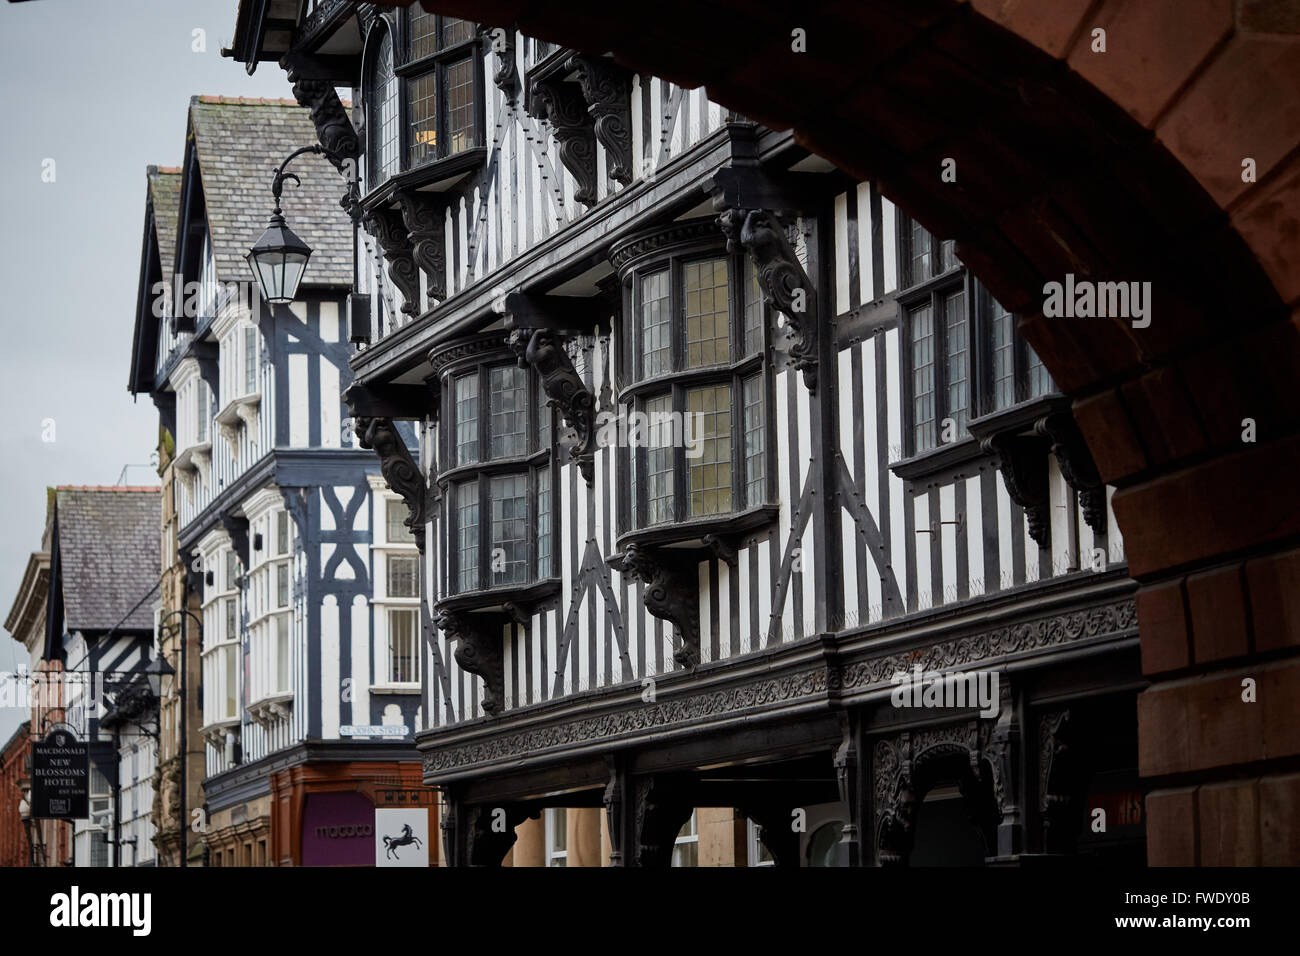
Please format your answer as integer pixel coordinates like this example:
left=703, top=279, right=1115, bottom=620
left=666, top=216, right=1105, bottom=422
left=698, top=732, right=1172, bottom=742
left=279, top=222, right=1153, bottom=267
left=396, top=191, right=447, bottom=301
left=362, top=206, right=421, bottom=318
left=354, top=417, right=426, bottom=552
left=571, top=54, right=633, bottom=186
left=719, top=208, right=818, bottom=392
left=507, top=326, right=595, bottom=484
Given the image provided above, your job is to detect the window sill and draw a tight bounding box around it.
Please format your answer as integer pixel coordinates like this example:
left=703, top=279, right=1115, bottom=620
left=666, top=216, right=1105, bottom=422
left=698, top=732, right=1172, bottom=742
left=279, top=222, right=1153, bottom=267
left=215, top=392, right=261, bottom=429
left=362, top=148, right=488, bottom=208
left=890, top=436, right=986, bottom=482
left=436, top=577, right=562, bottom=615
left=247, top=693, right=293, bottom=728
left=437, top=449, right=549, bottom=484
left=614, top=504, right=779, bottom=558
left=965, top=394, right=1069, bottom=441
left=173, top=442, right=212, bottom=473
left=617, top=354, right=765, bottom=403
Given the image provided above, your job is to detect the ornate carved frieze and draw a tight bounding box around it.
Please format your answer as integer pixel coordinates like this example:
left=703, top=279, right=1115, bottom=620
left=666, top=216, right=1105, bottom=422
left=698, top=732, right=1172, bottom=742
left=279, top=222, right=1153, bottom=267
left=421, top=598, right=1137, bottom=776
left=608, top=218, right=721, bottom=273
left=613, top=544, right=702, bottom=669
left=396, top=192, right=447, bottom=301
left=353, top=417, right=426, bottom=551
left=571, top=54, right=633, bottom=186
left=508, top=327, right=596, bottom=484
left=437, top=609, right=506, bottom=717
left=361, top=206, right=421, bottom=318
left=981, top=431, right=1052, bottom=547
left=719, top=208, right=818, bottom=392
left=1038, top=411, right=1107, bottom=537
left=528, top=78, right=598, bottom=207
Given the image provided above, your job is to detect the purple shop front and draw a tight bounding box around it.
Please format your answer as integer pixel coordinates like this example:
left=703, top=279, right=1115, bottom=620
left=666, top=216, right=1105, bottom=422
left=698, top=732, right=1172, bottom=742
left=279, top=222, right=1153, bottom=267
left=301, top=792, right=376, bottom=866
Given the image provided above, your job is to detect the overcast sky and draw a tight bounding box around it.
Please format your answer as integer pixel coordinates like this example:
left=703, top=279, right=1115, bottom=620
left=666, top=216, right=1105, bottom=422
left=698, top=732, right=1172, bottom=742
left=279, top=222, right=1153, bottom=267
left=0, top=0, right=295, bottom=742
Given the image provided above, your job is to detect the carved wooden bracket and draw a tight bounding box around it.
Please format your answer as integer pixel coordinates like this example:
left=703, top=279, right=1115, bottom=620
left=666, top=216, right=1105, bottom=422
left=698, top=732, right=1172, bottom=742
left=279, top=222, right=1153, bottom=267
left=718, top=208, right=818, bottom=392
left=478, top=25, right=517, bottom=94
left=220, top=513, right=250, bottom=574
left=436, top=609, right=505, bottom=717
left=571, top=54, right=633, bottom=186
left=508, top=326, right=595, bottom=484
left=631, top=776, right=696, bottom=867
left=739, top=802, right=801, bottom=867
left=288, top=70, right=362, bottom=219
left=981, top=431, right=1052, bottom=547
left=528, top=78, right=599, bottom=207
left=1038, top=411, right=1107, bottom=537
left=354, top=417, right=426, bottom=552
left=362, top=205, right=421, bottom=318
left=613, top=544, right=701, bottom=669
left=396, top=191, right=447, bottom=301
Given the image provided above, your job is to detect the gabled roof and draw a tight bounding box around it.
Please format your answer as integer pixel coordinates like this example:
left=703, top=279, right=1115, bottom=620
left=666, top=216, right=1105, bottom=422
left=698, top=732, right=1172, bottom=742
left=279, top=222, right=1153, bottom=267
left=148, top=166, right=183, bottom=280
left=185, top=96, right=352, bottom=288
left=128, top=166, right=183, bottom=396
left=51, top=487, right=160, bottom=635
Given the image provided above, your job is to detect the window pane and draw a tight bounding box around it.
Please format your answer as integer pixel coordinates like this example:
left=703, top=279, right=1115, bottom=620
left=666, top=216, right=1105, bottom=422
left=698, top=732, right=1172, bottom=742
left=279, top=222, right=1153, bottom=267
left=276, top=563, right=289, bottom=608
left=389, top=609, right=418, bottom=683
left=387, top=499, right=416, bottom=543
left=225, top=550, right=238, bottom=589
left=224, top=645, right=236, bottom=717
left=489, top=365, right=527, bottom=458
left=455, top=372, right=479, bottom=465
left=243, top=327, right=257, bottom=394
left=536, top=467, right=552, bottom=579
left=645, top=394, right=674, bottom=525
left=908, top=218, right=932, bottom=286
left=640, top=270, right=671, bottom=378
left=989, top=295, right=1016, bottom=412
left=1027, top=346, right=1055, bottom=400
left=684, top=258, right=731, bottom=368
left=456, top=480, right=479, bottom=591
left=743, top=256, right=764, bottom=356
left=537, top=376, right=552, bottom=450
left=944, top=289, right=968, bottom=435
left=368, top=29, right=400, bottom=183
left=688, top=385, right=732, bottom=517
left=275, top=614, right=289, bottom=693
left=408, top=73, right=438, bottom=167
left=388, top=555, right=420, bottom=597
left=490, top=474, right=528, bottom=585
left=441, top=17, right=474, bottom=47
left=445, top=57, right=477, bottom=156
left=224, top=596, right=236, bottom=641
left=940, top=238, right=958, bottom=273
left=911, top=304, right=936, bottom=452
left=196, top=382, right=209, bottom=443
left=276, top=511, right=290, bottom=554
left=743, top=374, right=765, bottom=506
left=409, top=9, right=438, bottom=59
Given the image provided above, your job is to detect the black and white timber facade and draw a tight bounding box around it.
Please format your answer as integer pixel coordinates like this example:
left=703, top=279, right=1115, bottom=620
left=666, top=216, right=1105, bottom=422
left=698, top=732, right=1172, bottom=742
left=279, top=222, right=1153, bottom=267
left=229, top=0, right=1144, bottom=866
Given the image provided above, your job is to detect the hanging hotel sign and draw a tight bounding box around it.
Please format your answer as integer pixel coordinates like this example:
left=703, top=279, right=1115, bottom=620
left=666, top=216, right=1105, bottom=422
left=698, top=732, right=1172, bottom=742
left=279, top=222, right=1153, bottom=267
left=30, top=726, right=90, bottom=819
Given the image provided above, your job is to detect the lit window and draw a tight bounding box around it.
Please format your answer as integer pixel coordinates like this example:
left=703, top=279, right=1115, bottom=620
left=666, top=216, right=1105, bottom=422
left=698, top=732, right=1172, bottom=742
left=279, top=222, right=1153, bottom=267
left=401, top=10, right=479, bottom=169
left=684, top=258, right=731, bottom=368
left=688, top=385, right=732, bottom=517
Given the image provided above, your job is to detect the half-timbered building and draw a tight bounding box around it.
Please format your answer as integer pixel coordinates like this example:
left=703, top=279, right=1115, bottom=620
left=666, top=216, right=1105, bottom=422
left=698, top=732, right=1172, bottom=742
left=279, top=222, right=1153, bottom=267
left=127, top=96, right=435, bottom=867
left=230, top=1, right=1143, bottom=866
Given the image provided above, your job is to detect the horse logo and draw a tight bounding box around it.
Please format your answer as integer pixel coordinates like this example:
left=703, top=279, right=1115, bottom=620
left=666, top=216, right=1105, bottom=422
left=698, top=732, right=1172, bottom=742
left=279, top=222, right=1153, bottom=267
left=382, top=822, right=423, bottom=860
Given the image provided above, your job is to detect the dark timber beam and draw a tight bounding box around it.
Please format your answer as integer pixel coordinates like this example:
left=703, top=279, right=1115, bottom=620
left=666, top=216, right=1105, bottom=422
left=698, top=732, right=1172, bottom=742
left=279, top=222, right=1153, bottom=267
left=342, top=382, right=433, bottom=421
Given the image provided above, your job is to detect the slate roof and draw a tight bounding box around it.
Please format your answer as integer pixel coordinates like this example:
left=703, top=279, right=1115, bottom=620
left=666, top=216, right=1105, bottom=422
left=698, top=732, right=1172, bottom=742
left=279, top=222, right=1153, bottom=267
left=188, top=96, right=352, bottom=287
left=147, top=165, right=182, bottom=276
left=54, top=487, right=160, bottom=633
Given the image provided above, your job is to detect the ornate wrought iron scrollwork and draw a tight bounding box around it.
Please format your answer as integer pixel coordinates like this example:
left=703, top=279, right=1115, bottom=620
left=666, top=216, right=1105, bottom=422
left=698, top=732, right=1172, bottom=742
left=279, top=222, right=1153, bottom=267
left=981, top=431, right=1052, bottom=547
left=437, top=609, right=506, bottom=717
left=614, top=544, right=701, bottom=669
left=354, top=417, right=426, bottom=552
left=719, top=208, right=818, bottom=392
left=1038, top=411, right=1107, bottom=537
left=571, top=54, right=633, bottom=186
left=362, top=206, right=421, bottom=317
left=508, top=327, right=596, bottom=484
left=529, top=78, right=598, bottom=207
left=396, top=192, right=447, bottom=301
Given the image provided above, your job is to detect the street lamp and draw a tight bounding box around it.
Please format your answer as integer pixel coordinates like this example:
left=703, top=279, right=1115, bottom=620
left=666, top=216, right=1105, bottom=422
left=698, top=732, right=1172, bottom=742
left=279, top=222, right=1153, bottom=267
left=246, top=144, right=330, bottom=304
left=142, top=654, right=175, bottom=700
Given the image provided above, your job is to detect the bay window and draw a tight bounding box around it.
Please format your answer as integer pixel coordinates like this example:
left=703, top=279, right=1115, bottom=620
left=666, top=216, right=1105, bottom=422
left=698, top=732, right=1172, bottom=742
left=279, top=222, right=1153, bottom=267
left=246, top=505, right=293, bottom=707
left=900, top=215, right=1057, bottom=458
left=435, top=341, right=557, bottom=599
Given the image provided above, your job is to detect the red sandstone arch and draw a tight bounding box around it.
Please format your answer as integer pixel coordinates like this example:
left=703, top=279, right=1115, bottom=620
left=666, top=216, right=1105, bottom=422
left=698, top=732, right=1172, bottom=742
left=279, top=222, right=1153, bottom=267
left=386, top=0, right=1300, bottom=865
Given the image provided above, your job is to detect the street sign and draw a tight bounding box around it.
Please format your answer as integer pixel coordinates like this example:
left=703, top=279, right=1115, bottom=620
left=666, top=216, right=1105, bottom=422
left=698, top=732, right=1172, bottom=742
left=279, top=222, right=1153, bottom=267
left=376, top=808, right=430, bottom=867
left=338, top=724, right=409, bottom=737
left=30, top=727, right=89, bottom=819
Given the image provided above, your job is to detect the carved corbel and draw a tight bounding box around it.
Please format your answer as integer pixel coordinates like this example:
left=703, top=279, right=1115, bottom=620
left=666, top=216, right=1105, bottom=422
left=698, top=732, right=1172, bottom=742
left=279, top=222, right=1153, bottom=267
left=396, top=191, right=447, bottom=301
left=362, top=206, right=421, bottom=318
left=719, top=208, right=818, bottom=392
left=981, top=431, right=1051, bottom=547
left=1038, top=411, right=1107, bottom=537
left=465, top=803, right=535, bottom=866
left=702, top=534, right=738, bottom=567
left=508, top=327, right=596, bottom=484
left=436, top=609, right=505, bottom=716
left=288, top=70, right=362, bottom=219
left=571, top=54, right=633, bottom=186
left=219, top=513, right=250, bottom=573
left=354, top=417, right=426, bottom=552
left=613, top=544, right=701, bottom=669
left=529, top=77, right=598, bottom=207
left=631, top=776, right=696, bottom=868
left=478, top=25, right=517, bottom=94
